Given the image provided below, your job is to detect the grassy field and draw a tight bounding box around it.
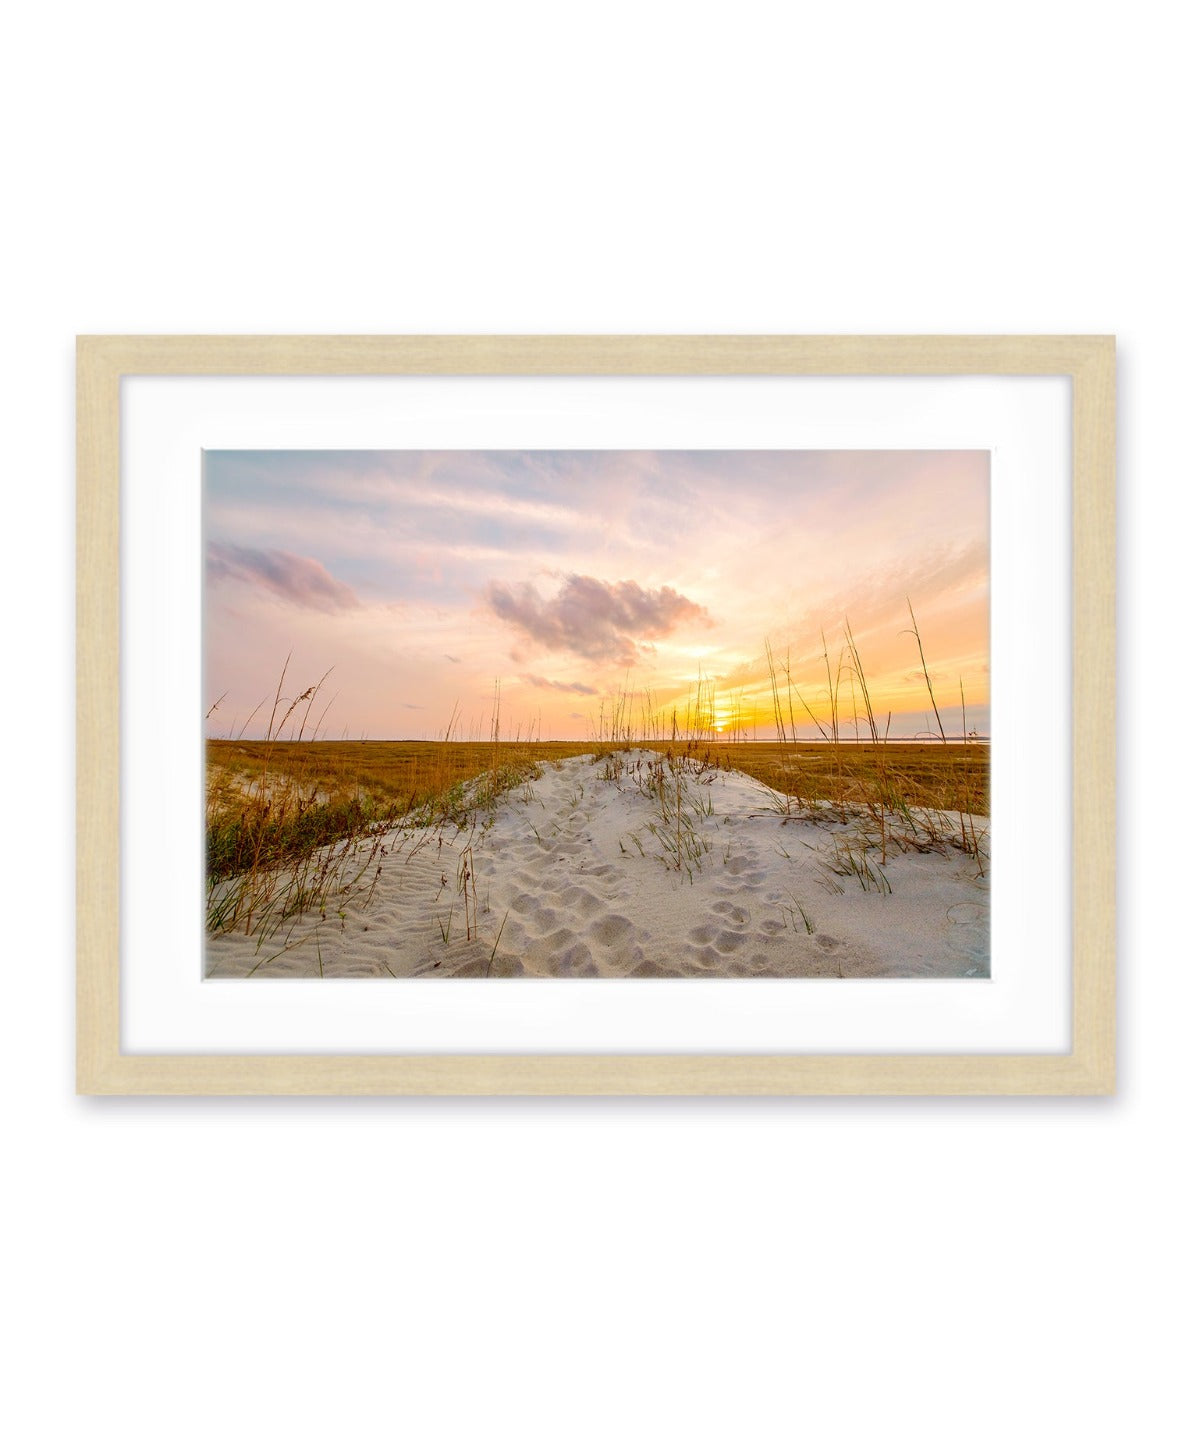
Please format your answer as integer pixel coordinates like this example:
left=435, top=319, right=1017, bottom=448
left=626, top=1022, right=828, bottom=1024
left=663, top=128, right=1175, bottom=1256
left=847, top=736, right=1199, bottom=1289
left=208, top=736, right=987, bottom=828
left=208, top=737, right=600, bottom=825
left=660, top=739, right=987, bottom=815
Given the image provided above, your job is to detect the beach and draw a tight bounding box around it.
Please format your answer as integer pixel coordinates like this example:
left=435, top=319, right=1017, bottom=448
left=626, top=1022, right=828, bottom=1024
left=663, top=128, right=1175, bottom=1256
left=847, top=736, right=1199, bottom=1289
left=206, top=749, right=989, bottom=979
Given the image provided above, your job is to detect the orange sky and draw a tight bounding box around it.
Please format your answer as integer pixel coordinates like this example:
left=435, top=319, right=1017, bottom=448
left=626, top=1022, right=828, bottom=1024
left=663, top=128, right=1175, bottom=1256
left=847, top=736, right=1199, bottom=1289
left=204, top=450, right=989, bottom=741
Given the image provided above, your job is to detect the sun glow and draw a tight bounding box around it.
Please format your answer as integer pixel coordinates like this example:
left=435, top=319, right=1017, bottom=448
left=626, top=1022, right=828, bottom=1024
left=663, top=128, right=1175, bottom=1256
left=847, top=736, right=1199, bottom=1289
left=710, top=703, right=737, bottom=735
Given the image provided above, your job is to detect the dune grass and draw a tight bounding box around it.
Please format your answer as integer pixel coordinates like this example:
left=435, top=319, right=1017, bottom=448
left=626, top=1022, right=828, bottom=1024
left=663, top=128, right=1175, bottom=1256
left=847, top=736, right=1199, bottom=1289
left=205, top=731, right=605, bottom=941
left=636, top=738, right=988, bottom=815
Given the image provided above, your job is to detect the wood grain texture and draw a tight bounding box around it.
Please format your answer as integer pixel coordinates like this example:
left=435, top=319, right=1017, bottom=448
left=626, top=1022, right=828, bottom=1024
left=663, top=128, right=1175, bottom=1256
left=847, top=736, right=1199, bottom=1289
left=1071, top=338, right=1117, bottom=1092
left=75, top=335, right=1116, bottom=1096
left=77, top=333, right=1106, bottom=376
left=76, top=338, right=122, bottom=1098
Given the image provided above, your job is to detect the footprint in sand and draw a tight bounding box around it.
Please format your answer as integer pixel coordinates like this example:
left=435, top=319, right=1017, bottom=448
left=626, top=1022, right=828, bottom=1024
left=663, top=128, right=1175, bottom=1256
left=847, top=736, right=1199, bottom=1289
left=589, top=913, right=635, bottom=948
left=555, top=942, right=597, bottom=976
left=630, top=957, right=674, bottom=977
left=713, top=870, right=766, bottom=896
left=686, top=944, right=731, bottom=971
left=688, top=924, right=732, bottom=953
left=556, top=885, right=605, bottom=918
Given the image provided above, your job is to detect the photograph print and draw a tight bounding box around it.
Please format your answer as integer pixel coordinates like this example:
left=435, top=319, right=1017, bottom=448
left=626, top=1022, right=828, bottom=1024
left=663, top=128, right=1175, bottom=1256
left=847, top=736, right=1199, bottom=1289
left=203, top=450, right=989, bottom=979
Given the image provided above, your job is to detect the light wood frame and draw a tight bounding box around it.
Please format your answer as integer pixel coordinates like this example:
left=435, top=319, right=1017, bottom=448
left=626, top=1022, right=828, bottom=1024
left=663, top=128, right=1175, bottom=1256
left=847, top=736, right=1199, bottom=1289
left=77, top=335, right=1115, bottom=1095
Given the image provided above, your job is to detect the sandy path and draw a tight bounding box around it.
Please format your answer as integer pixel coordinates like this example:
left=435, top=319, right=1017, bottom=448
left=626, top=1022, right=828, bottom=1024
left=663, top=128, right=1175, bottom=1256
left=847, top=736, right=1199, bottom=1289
left=205, top=749, right=989, bottom=979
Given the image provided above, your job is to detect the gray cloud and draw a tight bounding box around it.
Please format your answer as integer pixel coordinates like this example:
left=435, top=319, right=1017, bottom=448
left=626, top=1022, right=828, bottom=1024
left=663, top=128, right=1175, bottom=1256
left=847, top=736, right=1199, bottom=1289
left=519, top=673, right=599, bottom=696
left=486, top=573, right=710, bottom=665
left=207, top=541, right=360, bottom=612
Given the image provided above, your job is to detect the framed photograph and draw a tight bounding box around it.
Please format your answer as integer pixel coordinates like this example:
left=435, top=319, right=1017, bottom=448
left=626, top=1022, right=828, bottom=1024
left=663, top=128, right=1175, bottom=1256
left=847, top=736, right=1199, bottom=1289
left=77, top=335, right=1115, bottom=1094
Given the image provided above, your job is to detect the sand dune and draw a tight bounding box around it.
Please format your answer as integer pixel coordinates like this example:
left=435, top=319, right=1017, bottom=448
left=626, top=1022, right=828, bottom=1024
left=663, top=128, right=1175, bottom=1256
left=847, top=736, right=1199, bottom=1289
left=205, top=749, right=989, bottom=979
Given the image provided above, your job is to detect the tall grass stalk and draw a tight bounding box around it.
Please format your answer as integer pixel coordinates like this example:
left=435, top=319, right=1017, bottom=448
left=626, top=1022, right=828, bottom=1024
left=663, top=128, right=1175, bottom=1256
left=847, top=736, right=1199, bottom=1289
left=906, top=597, right=947, bottom=744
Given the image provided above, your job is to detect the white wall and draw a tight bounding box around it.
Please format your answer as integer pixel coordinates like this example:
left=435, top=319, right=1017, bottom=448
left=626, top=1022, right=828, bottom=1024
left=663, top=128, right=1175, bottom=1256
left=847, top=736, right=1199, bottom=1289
left=3, top=4, right=1189, bottom=1437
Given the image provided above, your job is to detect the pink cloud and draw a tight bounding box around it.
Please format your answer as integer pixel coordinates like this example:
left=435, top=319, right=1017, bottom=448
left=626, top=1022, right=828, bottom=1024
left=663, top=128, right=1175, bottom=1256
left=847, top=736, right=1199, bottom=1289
left=207, top=542, right=360, bottom=613
left=486, top=574, right=711, bottom=665
left=519, top=674, right=599, bottom=696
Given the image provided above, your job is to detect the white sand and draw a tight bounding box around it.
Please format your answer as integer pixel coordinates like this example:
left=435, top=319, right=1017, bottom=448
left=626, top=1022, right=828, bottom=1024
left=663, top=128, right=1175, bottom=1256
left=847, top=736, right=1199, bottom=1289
left=205, top=749, right=989, bottom=979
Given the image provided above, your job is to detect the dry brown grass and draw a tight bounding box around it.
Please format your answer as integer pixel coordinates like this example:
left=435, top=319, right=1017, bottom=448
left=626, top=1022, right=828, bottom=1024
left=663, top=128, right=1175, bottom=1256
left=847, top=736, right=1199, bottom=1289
left=640, top=738, right=988, bottom=816
left=210, top=736, right=986, bottom=819
left=207, top=738, right=601, bottom=819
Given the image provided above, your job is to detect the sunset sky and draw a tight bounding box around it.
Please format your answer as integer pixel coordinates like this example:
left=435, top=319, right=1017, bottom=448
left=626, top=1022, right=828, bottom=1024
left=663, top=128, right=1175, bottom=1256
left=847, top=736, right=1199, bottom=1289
left=203, top=450, right=989, bottom=742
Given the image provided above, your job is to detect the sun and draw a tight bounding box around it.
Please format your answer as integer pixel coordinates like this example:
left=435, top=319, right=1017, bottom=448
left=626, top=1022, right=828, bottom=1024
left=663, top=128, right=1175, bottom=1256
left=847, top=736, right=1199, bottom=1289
left=710, top=702, right=739, bottom=736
